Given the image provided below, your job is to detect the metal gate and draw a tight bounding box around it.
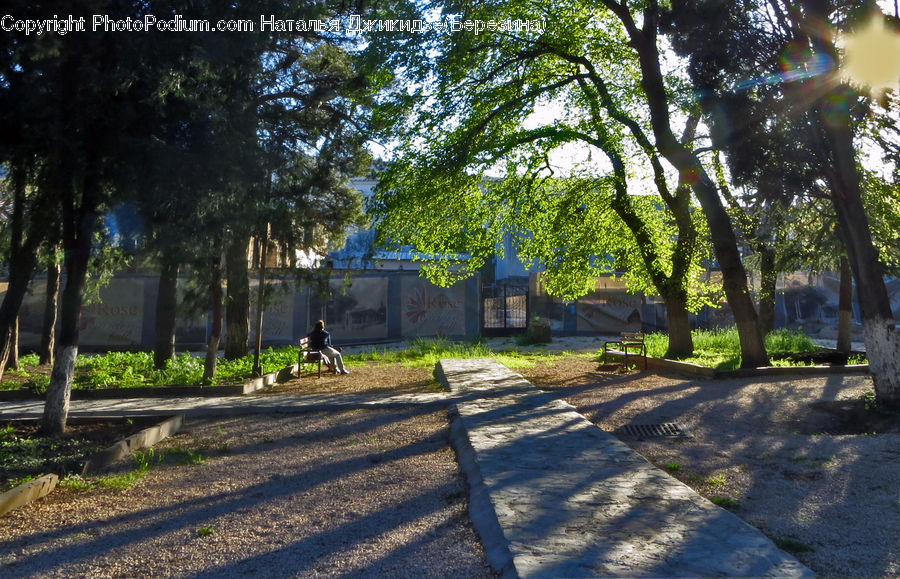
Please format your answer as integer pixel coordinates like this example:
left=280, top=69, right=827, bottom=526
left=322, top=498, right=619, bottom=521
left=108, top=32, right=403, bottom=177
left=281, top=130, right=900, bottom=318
left=481, top=282, right=529, bottom=336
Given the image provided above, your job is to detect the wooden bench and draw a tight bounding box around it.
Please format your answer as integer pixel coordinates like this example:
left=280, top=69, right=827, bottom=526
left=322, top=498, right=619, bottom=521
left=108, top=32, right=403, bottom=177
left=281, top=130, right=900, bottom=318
left=603, top=332, right=647, bottom=369
left=298, top=336, right=327, bottom=378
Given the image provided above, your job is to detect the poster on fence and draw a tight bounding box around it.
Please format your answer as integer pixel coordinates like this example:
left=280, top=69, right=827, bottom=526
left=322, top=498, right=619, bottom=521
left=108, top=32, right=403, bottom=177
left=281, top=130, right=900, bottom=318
left=325, top=276, right=389, bottom=341
left=576, top=292, right=643, bottom=334
left=400, top=277, right=466, bottom=337
left=78, top=278, right=145, bottom=347
left=248, top=283, right=297, bottom=346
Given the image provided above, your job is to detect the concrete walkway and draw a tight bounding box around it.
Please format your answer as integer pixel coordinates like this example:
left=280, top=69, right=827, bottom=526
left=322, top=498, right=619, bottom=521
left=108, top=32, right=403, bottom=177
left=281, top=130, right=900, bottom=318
left=439, top=358, right=813, bottom=578
left=3, top=360, right=813, bottom=577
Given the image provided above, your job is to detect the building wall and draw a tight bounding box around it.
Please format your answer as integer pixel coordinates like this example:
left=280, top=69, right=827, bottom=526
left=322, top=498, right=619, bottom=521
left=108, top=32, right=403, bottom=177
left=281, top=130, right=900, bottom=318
left=1, top=271, right=481, bottom=351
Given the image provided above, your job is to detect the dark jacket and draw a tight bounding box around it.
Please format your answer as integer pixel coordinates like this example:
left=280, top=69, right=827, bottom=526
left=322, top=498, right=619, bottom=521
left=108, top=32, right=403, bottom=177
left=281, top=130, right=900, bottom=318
left=307, top=328, right=331, bottom=351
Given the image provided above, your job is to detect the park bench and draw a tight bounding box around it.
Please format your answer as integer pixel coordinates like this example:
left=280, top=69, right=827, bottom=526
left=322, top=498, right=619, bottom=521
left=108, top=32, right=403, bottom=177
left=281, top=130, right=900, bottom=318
left=603, top=332, right=647, bottom=369
left=298, top=336, right=327, bottom=378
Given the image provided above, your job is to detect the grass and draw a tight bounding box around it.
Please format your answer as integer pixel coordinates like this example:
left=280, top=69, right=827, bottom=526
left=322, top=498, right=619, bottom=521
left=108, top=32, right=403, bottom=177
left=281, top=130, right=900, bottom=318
left=344, top=336, right=580, bottom=371
left=0, top=425, right=108, bottom=491
left=57, top=451, right=154, bottom=492
left=196, top=527, right=215, bottom=537
left=644, top=327, right=825, bottom=370
left=773, top=537, right=815, bottom=553
left=710, top=496, right=741, bottom=510
left=1, top=328, right=828, bottom=392
left=0, top=347, right=305, bottom=392
left=1, top=337, right=577, bottom=392
left=56, top=447, right=209, bottom=493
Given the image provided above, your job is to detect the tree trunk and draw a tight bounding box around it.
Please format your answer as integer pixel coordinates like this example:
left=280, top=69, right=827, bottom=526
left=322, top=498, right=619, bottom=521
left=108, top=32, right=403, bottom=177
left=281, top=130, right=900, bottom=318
left=203, top=255, right=224, bottom=385
left=622, top=10, right=768, bottom=368
left=5, top=317, right=19, bottom=371
left=252, top=225, right=270, bottom=376
left=0, top=162, right=42, bottom=380
left=663, top=289, right=694, bottom=359
left=42, top=165, right=99, bottom=435
left=42, top=235, right=92, bottom=436
left=758, top=246, right=777, bottom=336
left=39, top=256, right=61, bottom=365
left=836, top=255, right=853, bottom=355
left=793, top=1, right=900, bottom=408
left=822, top=110, right=900, bottom=407
left=224, top=236, right=250, bottom=360
left=0, top=269, right=37, bottom=381
left=153, top=259, right=179, bottom=370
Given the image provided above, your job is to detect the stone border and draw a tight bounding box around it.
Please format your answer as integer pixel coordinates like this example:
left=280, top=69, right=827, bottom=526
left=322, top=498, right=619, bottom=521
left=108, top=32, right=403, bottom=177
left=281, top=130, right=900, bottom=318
left=0, top=413, right=185, bottom=517
left=605, top=349, right=869, bottom=379
left=0, top=363, right=301, bottom=401
left=0, top=474, right=58, bottom=517
left=82, top=414, right=185, bottom=474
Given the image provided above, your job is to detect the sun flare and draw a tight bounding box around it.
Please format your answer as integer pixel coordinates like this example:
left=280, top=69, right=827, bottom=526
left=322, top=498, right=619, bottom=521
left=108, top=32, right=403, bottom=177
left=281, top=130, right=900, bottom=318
left=840, top=15, right=900, bottom=95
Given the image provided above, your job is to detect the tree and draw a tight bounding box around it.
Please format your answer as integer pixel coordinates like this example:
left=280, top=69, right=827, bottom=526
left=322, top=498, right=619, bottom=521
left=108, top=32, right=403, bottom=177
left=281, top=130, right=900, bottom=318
left=666, top=0, right=900, bottom=406
left=39, top=244, right=62, bottom=366
left=370, top=0, right=768, bottom=360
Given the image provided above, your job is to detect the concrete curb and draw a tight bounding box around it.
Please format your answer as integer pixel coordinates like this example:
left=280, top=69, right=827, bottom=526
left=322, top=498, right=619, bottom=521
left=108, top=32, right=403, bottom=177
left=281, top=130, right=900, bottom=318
left=446, top=406, right=518, bottom=578
left=0, top=474, right=58, bottom=517
left=437, top=359, right=518, bottom=577
left=82, top=414, right=185, bottom=474
left=604, top=349, right=869, bottom=379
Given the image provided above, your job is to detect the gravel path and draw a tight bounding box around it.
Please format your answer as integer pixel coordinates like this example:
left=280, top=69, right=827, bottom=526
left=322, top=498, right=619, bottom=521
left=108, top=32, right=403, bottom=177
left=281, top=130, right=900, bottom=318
left=0, top=409, right=494, bottom=578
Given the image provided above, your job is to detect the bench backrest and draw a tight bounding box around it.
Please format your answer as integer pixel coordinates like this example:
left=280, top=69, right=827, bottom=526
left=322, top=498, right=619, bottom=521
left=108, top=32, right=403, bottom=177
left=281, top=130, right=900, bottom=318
left=620, top=332, right=644, bottom=342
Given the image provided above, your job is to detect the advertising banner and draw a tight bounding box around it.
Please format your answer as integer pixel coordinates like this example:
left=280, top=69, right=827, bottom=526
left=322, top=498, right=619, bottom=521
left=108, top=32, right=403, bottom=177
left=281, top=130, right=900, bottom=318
left=324, top=276, right=389, bottom=341
left=400, top=277, right=467, bottom=337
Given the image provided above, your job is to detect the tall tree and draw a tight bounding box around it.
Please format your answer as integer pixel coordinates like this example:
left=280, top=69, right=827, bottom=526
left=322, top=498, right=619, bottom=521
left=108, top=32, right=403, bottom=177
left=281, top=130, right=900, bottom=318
left=593, top=0, right=769, bottom=366
left=370, top=0, right=763, bottom=360
left=666, top=0, right=900, bottom=406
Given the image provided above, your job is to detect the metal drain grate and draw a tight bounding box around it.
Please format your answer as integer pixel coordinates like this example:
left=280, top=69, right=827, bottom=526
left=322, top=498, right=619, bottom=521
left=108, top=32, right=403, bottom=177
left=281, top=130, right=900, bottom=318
left=615, top=423, right=690, bottom=439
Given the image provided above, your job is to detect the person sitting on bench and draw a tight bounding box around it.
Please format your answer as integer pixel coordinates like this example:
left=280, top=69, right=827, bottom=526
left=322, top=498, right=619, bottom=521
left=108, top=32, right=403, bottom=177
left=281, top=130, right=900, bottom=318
left=306, top=320, right=349, bottom=375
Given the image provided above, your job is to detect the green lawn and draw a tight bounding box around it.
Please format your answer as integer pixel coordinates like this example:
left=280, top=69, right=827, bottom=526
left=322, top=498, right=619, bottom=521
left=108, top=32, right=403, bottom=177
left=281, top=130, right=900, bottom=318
left=643, top=327, right=849, bottom=370
left=0, top=329, right=852, bottom=392
left=0, top=337, right=578, bottom=392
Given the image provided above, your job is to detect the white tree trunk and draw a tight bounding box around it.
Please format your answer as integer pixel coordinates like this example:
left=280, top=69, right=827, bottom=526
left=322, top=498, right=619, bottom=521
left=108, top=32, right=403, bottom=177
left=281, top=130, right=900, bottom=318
left=863, top=319, right=900, bottom=409
left=42, top=346, right=77, bottom=435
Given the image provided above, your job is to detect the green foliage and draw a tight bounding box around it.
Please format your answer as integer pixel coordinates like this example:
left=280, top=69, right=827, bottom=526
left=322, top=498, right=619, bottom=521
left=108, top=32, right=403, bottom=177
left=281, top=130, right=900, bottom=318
left=706, top=474, right=728, bottom=487
left=66, top=348, right=299, bottom=389
left=23, top=374, right=50, bottom=395
left=196, top=527, right=215, bottom=538
left=347, top=337, right=494, bottom=368
left=95, top=469, right=148, bottom=491
left=0, top=380, right=22, bottom=391
left=862, top=169, right=900, bottom=276
left=0, top=427, right=106, bottom=491
left=164, top=448, right=208, bottom=466
left=369, top=0, right=716, bottom=314
left=773, top=537, right=815, bottom=554
left=17, top=353, right=40, bottom=366
left=710, top=496, right=741, bottom=510
left=764, top=329, right=819, bottom=354
left=346, top=337, right=573, bottom=371
left=59, top=450, right=159, bottom=493
left=59, top=474, right=94, bottom=492
left=645, top=327, right=821, bottom=369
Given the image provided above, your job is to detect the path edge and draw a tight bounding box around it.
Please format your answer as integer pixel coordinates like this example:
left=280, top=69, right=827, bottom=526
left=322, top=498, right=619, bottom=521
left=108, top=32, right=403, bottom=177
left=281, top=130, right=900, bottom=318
left=437, top=360, right=518, bottom=579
